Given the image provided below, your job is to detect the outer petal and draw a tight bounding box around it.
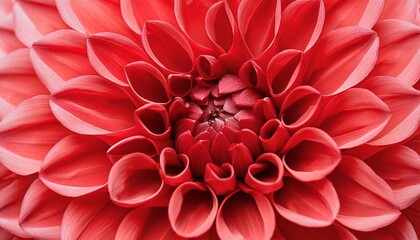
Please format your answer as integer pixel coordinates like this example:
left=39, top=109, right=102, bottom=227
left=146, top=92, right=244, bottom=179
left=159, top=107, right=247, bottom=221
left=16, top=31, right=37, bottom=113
left=61, top=192, right=130, bottom=240
left=106, top=135, right=159, bottom=163
left=31, top=29, right=96, bottom=92
left=315, top=88, right=391, bottom=149
left=168, top=182, right=218, bottom=238
left=379, top=0, right=419, bottom=23
left=50, top=75, right=136, bottom=135
left=370, top=20, right=420, bottom=86
left=304, top=26, right=379, bottom=95
left=402, top=199, right=420, bottom=237
left=13, top=0, right=68, bottom=46
left=362, top=76, right=420, bottom=145
left=39, top=135, right=112, bottom=197
left=0, top=95, right=70, bottom=175
left=353, top=215, right=418, bottom=240
left=216, top=188, right=275, bottom=240
left=329, top=156, right=401, bottom=231
left=19, top=179, right=72, bottom=239
left=0, top=29, right=24, bottom=59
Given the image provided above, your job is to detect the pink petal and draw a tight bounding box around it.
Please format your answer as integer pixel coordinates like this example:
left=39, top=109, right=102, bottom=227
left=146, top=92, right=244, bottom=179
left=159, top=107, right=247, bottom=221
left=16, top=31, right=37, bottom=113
left=271, top=178, right=339, bottom=227
left=369, top=20, right=420, bottom=86
left=195, top=55, right=227, bottom=80
left=232, top=88, right=263, bottom=107
left=315, top=88, right=391, bottom=149
left=0, top=95, right=70, bottom=175
left=260, top=119, right=289, bottom=153
left=365, top=145, right=420, bottom=209
left=379, top=0, right=419, bottom=23
left=107, top=135, right=159, bottom=163
left=168, top=182, right=218, bottom=238
left=0, top=49, right=49, bottom=106
left=19, top=179, right=71, bottom=239
left=187, top=141, right=212, bottom=177
left=352, top=215, right=417, bottom=240
left=86, top=32, right=148, bottom=86
left=0, top=29, right=24, bottom=59
left=322, top=0, right=383, bottom=33
left=159, top=148, right=192, bottom=187
left=362, top=76, right=420, bottom=145
left=168, top=74, right=193, bottom=97
left=216, top=188, right=275, bottom=240
left=281, top=127, right=341, bottom=182
left=31, top=29, right=96, bottom=92
left=62, top=192, right=130, bottom=240
left=126, top=61, right=171, bottom=105
left=39, top=135, right=111, bottom=197
left=329, top=156, right=401, bottom=231
left=229, top=143, right=253, bottom=178
left=0, top=0, right=14, bottom=31
left=245, top=153, right=284, bottom=194
left=116, top=206, right=184, bottom=240
left=50, top=75, right=136, bottom=135
left=108, top=153, right=169, bottom=207
left=218, top=74, right=247, bottom=95
left=142, top=20, right=195, bottom=73
left=304, top=26, right=379, bottom=95
left=204, top=163, right=237, bottom=195
left=134, top=103, right=171, bottom=140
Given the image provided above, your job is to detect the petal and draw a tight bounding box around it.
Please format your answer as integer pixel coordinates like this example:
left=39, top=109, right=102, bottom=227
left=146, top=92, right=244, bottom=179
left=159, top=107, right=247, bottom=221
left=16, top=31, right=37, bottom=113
left=216, top=189, right=275, bottom=240
left=304, top=26, right=379, bottom=95
left=195, top=55, right=227, bottom=80
left=168, top=74, right=193, bottom=97
left=259, top=119, right=289, bottom=153
left=159, top=147, right=192, bottom=187
left=39, top=135, right=112, bottom=197
left=281, top=127, right=341, bottom=182
left=402, top=199, right=420, bottom=237
left=107, top=135, right=159, bottom=163
left=87, top=32, right=148, bottom=86
left=0, top=0, right=14, bottom=31
left=329, top=156, right=401, bottom=231
left=353, top=215, right=418, bottom=240
left=229, top=143, right=253, bottom=178
left=168, top=182, right=218, bottom=238
left=134, top=103, right=171, bottom=140
left=0, top=95, right=70, bottom=175
left=362, top=76, right=420, bottom=145
left=239, top=60, right=268, bottom=93
left=116, top=206, right=184, bottom=240
left=50, top=75, right=137, bottom=135
left=238, top=129, right=264, bottom=158
left=61, top=192, right=130, bottom=240
left=245, top=153, right=284, bottom=194
left=204, top=163, right=237, bottom=195
left=187, top=141, right=212, bottom=177
left=0, top=29, right=24, bottom=59
left=379, top=0, right=419, bottom=23
left=108, top=153, right=169, bottom=207
left=142, top=21, right=195, bottom=73
left=370, top=20, right=420, bottom=86
left=210, top=133, right=230, bottom=165
left=218, top=74, right=247, bottom=95
left=315, top=88, right=391, bottom=149
left=19, top=179, right=71, bottom=239
left=31, top=29, right=96, bottom=92
left=271, top=178, right=339, bottom=227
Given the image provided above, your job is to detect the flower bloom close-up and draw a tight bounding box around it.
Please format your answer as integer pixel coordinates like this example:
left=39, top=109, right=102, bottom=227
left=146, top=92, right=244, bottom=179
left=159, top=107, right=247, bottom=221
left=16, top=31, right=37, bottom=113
left=0, top=0, right=420, bottom=239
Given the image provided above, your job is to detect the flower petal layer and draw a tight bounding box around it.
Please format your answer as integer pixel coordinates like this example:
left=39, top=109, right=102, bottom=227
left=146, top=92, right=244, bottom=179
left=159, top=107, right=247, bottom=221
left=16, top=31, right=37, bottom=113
left=245, top=153, right=284, bottom=194
left=353, top=215, right=418, bottom=240
left=0, top=29, right=24, bottom=58
left=159, top=148, right=192, bottom=187
left=107, top=136, right=159, bottom=163
left=259, top=118, right=289, bottom=153
left=134, top=103, right=171, bottom=140
left=204, top=163, right=237, bottom=195
left=379, top=0, right=419, bottom=23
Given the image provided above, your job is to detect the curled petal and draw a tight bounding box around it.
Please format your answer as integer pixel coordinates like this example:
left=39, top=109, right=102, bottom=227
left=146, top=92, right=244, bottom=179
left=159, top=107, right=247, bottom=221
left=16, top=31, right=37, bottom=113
left=168, top=97, right=188, bottom=122
left=168, top=74, right=193, bottom=97
left=329, top=156, right=401, bottom=231
left=159, top=148, right=192, bottom=187
left=134, top=103, right=171, bottom=140
left=50, top=75, right=136, bottom=135
left=107, top=135, right=159, bottom=163
left=253, top=97, right=277, bottom=121
left=87, top=32, right=148, bottom=86
left=0, top=95, right=70, bottom=175
left=216, top=189, right=275, bottom=240
left=353, top=215, right=417, bottom=240
left=142, top=20, right=195, bottom=73
left=304, top=26, right=379, bottom=95
left=108, top=153, right=169, bottom=208
left=39, top=135, right=111, bottom=197
left=195, top=55, right=227, bottom=80
left=0, top=29, right=24, bottom=58
left=188, top=141, right=212, bottom=177
left=204, top=163, right=237, bottom=195
left=379, top=0, right=419, bottom=23
left=168, top=182, right=218, bottom=238
left=245, top=153, right=284, bottom=194
left=260, top=119, right=289, bottom=153
left=62, top=192, right=130, bottom=240
left=19, top=179, right=71, bottom=239
left=116, top=206, right=184, bottom=240
left=239, top=60, right=268, bottom=93
left=282, top=127, right=341, bottom=182
left=238, top=129, right=264, bottom=158
left=315, top=88, right=391, bottom=149
left=271, top=178, right=339, bottom=227
left=229, top=143, right=253, bottom=178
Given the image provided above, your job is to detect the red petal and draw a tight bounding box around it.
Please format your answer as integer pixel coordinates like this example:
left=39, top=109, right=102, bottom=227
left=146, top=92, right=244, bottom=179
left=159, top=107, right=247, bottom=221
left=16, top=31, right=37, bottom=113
left=107, top=135, right=159, bottom=163
left=316, top=88, right=391, bottom=149
left=260, top=119, right=289, bottom=153
left=168, top=74, right=193, bottom=97
left=218, top=74, right=247, bottom=95
left=304, top=26, right=379, bottom=95
left=187, top=141, right=212, bottom=177
left=216, top=189, right=275, bottom=240
left=210, top=133, right=230, bottom=166
left=204, top=163, right=237, bottom=195
left=0, top=0, right=14, bottom=31
left=245, top=153, right=284, bottom=194
left=238, top=129, right=263, bottom=158
left=159, top=148, right=192, bottom=187
left=87, top=32, right=148, bottom=86
left=134, top=103, right=171, bottom=140
left=239, top=60, right=268, bottom=93
left=19, top=179, right=71, bottom=239
left=229, top=143, right=253, bottom=178
left=353, top=215, right=417, bottom=240
left=168, top=182, right=218, bottom=238
left=50, top=75, right=136, bottom=135
left=39, top=135, right=111, bottom=197
left=379, top=0, right=419, bottom=23
left=402, top=199, right=420, bottom=237
left=329, top=156, right=401, bottom=231
left=282, top=127, right=340, bottom=182
left=253, top=97, right=278, bottom=121
left=0, top=95, right=70, bottom=175
left=195, top=55, right=227, bottom=80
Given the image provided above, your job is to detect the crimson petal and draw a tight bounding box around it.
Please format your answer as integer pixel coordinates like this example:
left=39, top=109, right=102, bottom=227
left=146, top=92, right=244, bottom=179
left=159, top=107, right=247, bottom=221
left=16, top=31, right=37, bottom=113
left=260, top=119, right=289, bottom=153
left=159, top=148, right=192, bottom=187
left=229, top=143, right=253, bottom=178
left=107, top=135, right=159, bottom=163
left=245, top=153, right=284, bottom=194
left=204, top=163, right=237, bottom=195
left=134, top=103, right=171, bottom=140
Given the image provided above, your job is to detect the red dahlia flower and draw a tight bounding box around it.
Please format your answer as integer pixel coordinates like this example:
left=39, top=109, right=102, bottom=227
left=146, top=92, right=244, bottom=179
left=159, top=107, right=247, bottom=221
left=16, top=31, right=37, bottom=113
left=0, top=0, right=419, bottom=239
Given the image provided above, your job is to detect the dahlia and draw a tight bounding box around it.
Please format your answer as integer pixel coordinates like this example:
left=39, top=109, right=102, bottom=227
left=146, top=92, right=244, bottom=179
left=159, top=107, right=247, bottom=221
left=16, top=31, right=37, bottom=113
left=0, top=0, right=419, bottom=239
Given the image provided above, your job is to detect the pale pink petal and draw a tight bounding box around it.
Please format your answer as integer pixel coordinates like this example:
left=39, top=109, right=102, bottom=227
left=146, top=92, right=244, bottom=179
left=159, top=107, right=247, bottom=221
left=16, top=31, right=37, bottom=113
left=13, top=0, right=68, bottom=46
left=259, top=119, right=289, bottom=153
left=19, top=179, right=71, bottom=239
left=0, top=29, right=24, bottom=59
left=0, top=0, right=14, bottom=31
left=245, top=153, right=284, bottom=194
left=31, top=29, right=96, bottom=92
left=50, top=75, right=136, bottom=135
left=204, top=163, right=237, bottom=195
left=39, top=135, right=112, bottom=197
left=61, top=192, right=130, bottom=240
left=159, top=148, right=192, bottom=187
left=281, top=127, right=341, bottom=182
left=329, top=156, right=401, bottom=231
left=370, top=20, right=420, bottom=86
left=168, top=182, right=218, bottom=238
left=353, top=215, right=418, bottom=240
left=304, top=26, right=379, bottom=95
left=216, top=188, right=275, bottom=240
left=315, top=88, right=391, bottom=149
left=379, top=0, right=419, bottom=23
left=0, top=95, right=70, bottom=175
left=134, top=103, right=171, bottom=140
left=0, top=99, right=13, bottom=122
left=107, top=135, right=159, bottom=163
